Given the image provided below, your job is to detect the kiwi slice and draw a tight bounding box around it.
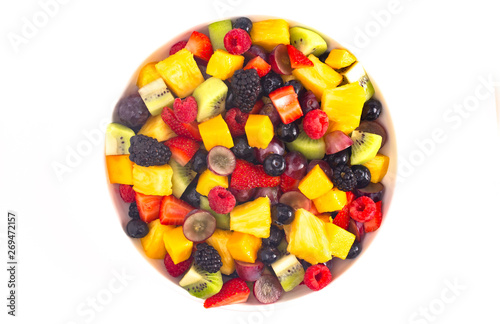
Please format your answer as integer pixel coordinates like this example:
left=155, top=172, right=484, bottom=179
left=350, top=130, right=382, bottom=165
left=105, top=123, right=135, bottom=155
left=289, top=27, right=328, bottom=56
left=192, top=77, right=228, bottom=122
left=179, top=264, right=223, bottom=299
left=285, top=130, right=326, bottom=160
left=271, top=254, right=305, bottom=292
left=138, top=78, right=175, bottom=116
left=199, top=196, right=230, bottom=230
left=169, top=159, right=197, bottom=198
left=208, top=19, right=233, bottom=51
left=342, top=62, right=375, bottom=101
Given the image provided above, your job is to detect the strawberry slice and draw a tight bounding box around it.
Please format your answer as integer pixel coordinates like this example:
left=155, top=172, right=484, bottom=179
left=364, top=201, right=382, bottom=232
left=185, top=31, right=213, bottom=62
left=230, top=160, right=280, bottom=190
left=332, top=206, right=350, bottom=230
left=159, top=195, right=195, bottom=226
left=287, top=45, right=313, bottom=69
left=280, top=173, right=300, bottom=193
left=204, top=278, right=250, bottom=308
left=269, top=85, right=303, bottom=124
left=135, top=192, right=163, bottom=223
left=244, top=56, right=271, bottom=77
left=164, top=136, right=200, bottom=166
left=161, top=107, right=202, bottom=141
left=346, top=191, right=355, bottom=205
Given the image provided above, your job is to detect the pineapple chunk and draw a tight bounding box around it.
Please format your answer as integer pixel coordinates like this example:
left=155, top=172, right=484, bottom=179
left=286, top=208, right=331, bottom=265
left=206, top=50, right=244, bottom=80
left=163, top=226, right=193, bottom=264
left=244, top=115, right=274, bottom=149
left=298, top=164, right=333, bottom=200
left=106, top=154, right=134, bottom=185
left=324, top=223, right=355, bottom=260
left=250, top=19, right=290, bottom=52
left=363, top=154, right=390, bottom=183
left=198, top=114, right=234, bottom=151
left=155, top=49, right=204, bottom=98
left=141, top=219, right=175, bottom=259
left=206, top=229, right=235, bottom=275
left=132, top=164, right=173, bottom=196
left=292, top=55, right=343, bottom=101
left=136, top=62, right=161, bottom=88
left=325, top=49, right=356, bottom=69
left=321, top=83, right=366, bottom=134
left=138, top=114, right=176, bottom=142
left=227, top=231, right=262, bottom=263
left=196, top=169, right=228, bottom=196
left=313, top=188, right=347, bottom=213
left=230, top=197, right=271, bottom=238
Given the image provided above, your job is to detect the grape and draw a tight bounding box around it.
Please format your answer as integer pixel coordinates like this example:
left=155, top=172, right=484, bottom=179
left=254, top=187, right=281, bottom=205
left=299, top=90, right=320, bottom=114
left=255, top=137, right=285, bottom=163
left=244, top=45, right=268, bottom=62
left=259, top=103, right=281, bottom=126
left=284, top=151, right=307, bottom=179
left=229, top=187, right=256, bottom=203
left=307, top=160, right=333, bottom=178
left=116, top=95, right=149, bottom=129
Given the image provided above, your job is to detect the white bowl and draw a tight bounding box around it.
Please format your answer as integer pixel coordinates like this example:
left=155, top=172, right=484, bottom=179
left=106, top=15, right=398, bottom=310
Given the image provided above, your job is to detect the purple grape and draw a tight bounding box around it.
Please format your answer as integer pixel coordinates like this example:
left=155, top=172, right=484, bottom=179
left=307, top=160, right=333, bottom=178
left=254, top=187, right=281, bottom=205
left=259, top=103, right=281, bottom=126
left=253, top=274, right=283, bottom=304
left=229, top=187, right=256, bottom=203
left=299, top=90, right=320, bottom=114
left=116, top=95, right=149, bottom=129
left=244, top=45, right=268, bottom=62
left=356, top=121, right=388, bottom=147
left=255, top=137, right=285, bottom=163
left=284, top=151, right=308, bottom=179
left=352, top=182, right=385, bottom=202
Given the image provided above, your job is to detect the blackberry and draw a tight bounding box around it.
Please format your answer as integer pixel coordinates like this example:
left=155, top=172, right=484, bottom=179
left=231, top=69, right=261, bottom=113
left=128, top=202, right=140, bottom=219
left=332, top=165, right=357, bottom=192
left=194, top=243, right=222, bottom=273
left=129, top=135, right=171, bottom=167
left=261, top=71, right=283, bottom=95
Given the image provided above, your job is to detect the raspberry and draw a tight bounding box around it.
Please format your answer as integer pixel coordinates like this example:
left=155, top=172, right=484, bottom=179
left=225, top=108, right=249, bottom=137
left=169, top=41, right=187, bottom=55
left=332, top=207, right=350, bottom=230
left=303, top=110, right=329, bottom=139
left=231, top=69, right=261, bottom=113
left=304, top=264, right=332, bottom=291
left=173, top=96, right=198, bottom=123
left=119, top=184, right=136, bottom=203
left=164, top=252, right=192, bottom=277
left=129, top=135, right=172, bottom=167
left=224, top=29, right=252, bottom=55
left=194, top=243, right=223, bottom=273
left=349, top=196, right=376, bottom=223
left=332, top=165, right=357, bottom=192
left=364, top=201, right=382, bottom=232
left=208, top=186, right=236, bottom=214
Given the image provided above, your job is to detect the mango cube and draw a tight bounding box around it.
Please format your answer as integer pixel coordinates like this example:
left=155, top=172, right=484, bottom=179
left=196, top=169, right=228, bottom=196
left=206, top=229, right=235, bottom=275
left=230, top=196, right=271, bottom=238
left=298, top=164, right=333, bottom=200
left=199, top=114, right=234, bottom=151
left=132, top=164, right=173, bottom=196
left=227, top=231, right=262, bottom=263
left=325, top=49, right=356, bottom=69
left=206, top=49, right=244, bottom=80
left=140, top=219, right=175, bottom=259
left=136, top=62, right=160, bottom=88
left=163, top=226, right=193, bottom=264
left=106, top=154, right=134, bottom=185
left=244, top=115, right=274, bottom=149
left=321, top=83, right=366, bottom=134
left=324, top=223, right=355, bottom=260
left=138, top=114, right=176, bottom=142
left=313, top=188, right=347, bottom=213
left=363, top=154, right=390, bottom=183
left=250, top=19, right=290, bottom=52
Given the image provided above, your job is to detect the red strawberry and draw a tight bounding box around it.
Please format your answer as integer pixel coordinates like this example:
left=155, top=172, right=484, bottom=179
left=164, top=253, right=192, bottom=277
left=332, top=207, right=350, bottom=230
left=303, top=264, right=332, bottom=291
left=161, top=107, right=202, bottom=141
left=269, top=85, right=303, bottom=124
left=244, top=56, right=271, bottom=77
left=364, top=201, right=382, bottom=232
left=346, top=191, right=355, bottom=205
left=169, top=41, right=188, bottom=56
left=225, top=108, right=249, bottom=137
left=287, top=45, right=314, bottom=69
left=280, top=173, right=300, bottom=193
left=204, top=278, right=250, bottom=308
left=185, top=31, right=213, bottom=61
left=164, top=136, right=200, bottom=166
left=159, top=195, right=195, bottom=226
left=230, top=160, right=280, bottom=190
left=135, top=192, right=163, bottom=223
left=119, top=184, right=136, bottom=203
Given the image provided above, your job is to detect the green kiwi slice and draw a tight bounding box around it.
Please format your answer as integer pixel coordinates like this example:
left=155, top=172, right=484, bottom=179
left=208, top=19, right=232, bottom=51
left=350, top=130, right=382, bottom=165
left=105, top=123, right=135, bottom=155
left=192, top=77, right=228, bottom=122
left=179, top=264, right=223, bottom=299
left=271, top=254, right=305, bottom=292
left=285, top=130, right=326, bottom=160
left=289, top=27, right=328, bottom=56
left=199, top=196, right=230, bottom=230
left=169, top=159, right=197, bottom=198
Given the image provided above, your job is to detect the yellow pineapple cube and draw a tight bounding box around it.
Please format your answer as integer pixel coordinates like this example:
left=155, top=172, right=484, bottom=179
left=363, top=154, right=390, bottom=183
left=138, top=114, right=176, bottom=142
left=227, top=231, right=262, bottom=263
left=141, top=219, right=175, bottom=259
left=313, top=188, right=347, bottom=213
left=325, top=49, right=357, bottom=69
left=250, top=19, right=290, bottom=52
left=321, top=83, right=366, bottom=134
left=298, top=164, right=333, bottom=200
left=136, top=62, right=161, bottom=88
left=198, top=114, right=234, bottom=151
left=163, top=226, right=193, bottom=264
left=106, top=154, right=134, bottom=185
left=132, top=164, right=173, bottom=196
left=286, top=208, right=331, bottom=264
left=324, top=223, right=355, bottom=260
left=292, top=55, right=343, bottom=101
left=244, top=115, right=274, bottom=149
left=155, top=49, right=204, bottom=98
left=206, top=49, right=244, bottom=80
left=206, top=229, right=235, bottom=275
left=196, top=169, right=228, bottom=196
left=230, top=197, right=271, bottom=238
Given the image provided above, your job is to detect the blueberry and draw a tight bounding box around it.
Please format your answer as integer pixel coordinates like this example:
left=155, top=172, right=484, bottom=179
left=225, top=89, right=236, bottom=110
left=126, top=219, right=149, bottom=238
left=233, top=17, right=253, bottom=33
left=298, top=90, right=320, bottom=115
left=361, top=99, right=382, bottom=121
left=263, top=154, right=286, bottom=176
left=318, top=51, right=330, bottom=63
left=271, top=203, right=295, bottom=225
left=346, top=241, right=362, bottom=259
left=262, top=225, right=284, bottom=247
left=351, top=165, right=371, bottom=189
left=191, top=150, right=208, bottom=172
left=258, top=246, right=280, bottom=265
left=231, top=137, right=256, bottom=162
left=325, top=148, right=351, bottom=169
left=261, top=71, right=283, bottom=95
left=277, top=122, right=299, bottom=142
left=284, top=80, right=304, bottom=96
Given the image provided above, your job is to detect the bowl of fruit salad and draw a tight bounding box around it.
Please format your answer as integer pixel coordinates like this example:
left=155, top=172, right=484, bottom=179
left=105, top=15, right=396, bottom=308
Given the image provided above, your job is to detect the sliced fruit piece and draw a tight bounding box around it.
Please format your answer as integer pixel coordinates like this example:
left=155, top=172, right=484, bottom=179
left=105, top=123, right=135, bottom=156
left=159, top=195, right=195, bottom=226
left=353, top=182, right=384, bottom=202
left=132, top=164, right=173, bottom=196
left=179, top=264, right=223, bottom=299
left=271, top=254, right=305, bottom=292
left=185, top=31, right=213, bottom=61
left=285, top=130, right=325, bottom=160
left=324, top=130, right=354, bottom=155
left=250, top=19, right=290, bottom=52
left=325, top=49, right=356, bottom=69
left=298, top=164, right=333, bottom=200
left=208, top=19, right=232, bottom=51
left=169, top=159, right=197, bottom=199
left=196, top=169, right=228, bottom=196
left=289, top=26, right=327, bottom=56
left=163, top=226, right=193, bottom=264
left=206, top=49, right=244, bottom=80
left=244, top=56, right=271, bottom=77
left=192, top=77, right=228, bottom=122
left=364, top=201, right=382, bottom=232
left=207, top=146, right=236, bottom=176
left=136, top=62, right=160, bottom=88
left=269, top=44, right=292, bottom=75
left=269, top=85, right=303, bottom=124
left=140, top=219, right=174, bottom=259
left=287, top=45, right=313, bottom=69
left=235, top=260, right=264, bottom=282
left=342, top=61, right=375, bottom=100
left=204, top=278, right=250, bottom=308
left=348, top=219, right=365, bottom=242
left=230, top=159, right=281, bottom=190
left=324, top=222, right=356, bottom=260
left=362, top=154, right=390, bottom=183
left=164, top=136, right=200, bottom=167
left=292, top=55, right=343, bottom=101
left=161, top=107, right=202, bottom=141
left=230, top=196, right=271, bottom=238
left=244, top=114, right=274, bottom=149
left=200, top=196, right=230, bottom=230
left=350, top=130, right=382, bottom=165
left=206, top=229, right=235, bottom=275
left=135, top=192, right=163, bottom=223
left=227, top=231, right=262, bottom=263
left=321, top=83, right=366, bottom=134
left=313, top=188, right=347, bottom=213
left=138, top=78, right=175, bottom=116
left=253, top=274, right=283, bottom=304
left=155, top=49, right=204, bottom=98
left=182, top=210, right=216, bottom=242
left=138, top=114, right=176, bottom=142
left=106, top=154, right=134, bottom=185
left=198, top=114, right=234, bottom=151
left=357, top=121, right=388, bottom=147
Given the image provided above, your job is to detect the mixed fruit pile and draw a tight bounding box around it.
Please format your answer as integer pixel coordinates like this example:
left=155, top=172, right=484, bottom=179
left=106, top=17, right=391, bottom=308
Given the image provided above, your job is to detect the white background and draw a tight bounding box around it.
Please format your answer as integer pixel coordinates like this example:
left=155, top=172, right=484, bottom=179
left=1, top=0, right=500, bottom=323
